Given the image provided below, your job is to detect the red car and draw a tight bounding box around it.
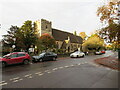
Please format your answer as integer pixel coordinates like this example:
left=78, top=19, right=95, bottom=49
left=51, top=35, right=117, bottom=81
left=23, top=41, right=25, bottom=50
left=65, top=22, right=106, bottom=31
left=101, top=50, right=105, bottom=54
left=0, top=52, right=31, bottom=68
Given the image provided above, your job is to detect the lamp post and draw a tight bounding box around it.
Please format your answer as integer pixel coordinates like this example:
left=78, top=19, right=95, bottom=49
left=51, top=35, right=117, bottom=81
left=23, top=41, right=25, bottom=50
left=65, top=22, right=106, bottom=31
left=12, top=38, right=16, bottom=52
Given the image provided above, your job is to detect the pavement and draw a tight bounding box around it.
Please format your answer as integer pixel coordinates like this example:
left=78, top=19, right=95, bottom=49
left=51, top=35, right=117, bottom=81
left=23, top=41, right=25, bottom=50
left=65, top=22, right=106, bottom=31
left=94, top=52, right=120, bottom=71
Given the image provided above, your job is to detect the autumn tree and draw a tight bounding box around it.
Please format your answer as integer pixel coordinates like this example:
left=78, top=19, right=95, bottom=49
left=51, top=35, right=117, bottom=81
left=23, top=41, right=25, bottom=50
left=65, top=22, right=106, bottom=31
left=38, top=33, right=56, bottom=51
left=79, top=32, right=87, bottom=40
left=97, top=1, right=119, bottom=24
left=82, top=34, right=105, bottom=52
left=97, top=1, right=120, bottom=49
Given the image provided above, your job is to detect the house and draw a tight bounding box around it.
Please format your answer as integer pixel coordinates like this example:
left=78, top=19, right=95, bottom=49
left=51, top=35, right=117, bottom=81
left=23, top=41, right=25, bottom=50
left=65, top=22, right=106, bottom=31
left=34, top=19, right=83, bottom=52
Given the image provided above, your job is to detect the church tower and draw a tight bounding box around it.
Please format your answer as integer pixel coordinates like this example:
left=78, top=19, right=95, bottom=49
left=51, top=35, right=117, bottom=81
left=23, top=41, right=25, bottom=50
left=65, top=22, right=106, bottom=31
left=34, top=19, right=52, bottom=37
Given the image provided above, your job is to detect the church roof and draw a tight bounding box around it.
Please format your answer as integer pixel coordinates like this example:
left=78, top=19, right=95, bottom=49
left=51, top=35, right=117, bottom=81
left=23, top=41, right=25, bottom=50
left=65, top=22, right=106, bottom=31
left=52, top=28, right=83, bottom=44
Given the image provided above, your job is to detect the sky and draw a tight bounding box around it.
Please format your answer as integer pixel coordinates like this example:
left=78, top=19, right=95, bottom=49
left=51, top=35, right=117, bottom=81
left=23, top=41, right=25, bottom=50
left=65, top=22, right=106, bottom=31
left=0, top=0, right=108, bottom=39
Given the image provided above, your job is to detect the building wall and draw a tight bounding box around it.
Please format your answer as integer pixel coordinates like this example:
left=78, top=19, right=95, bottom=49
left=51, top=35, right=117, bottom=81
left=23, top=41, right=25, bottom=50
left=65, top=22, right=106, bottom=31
left=34, top=19, right=52, bottom=36
left=41, top=19, right=52, bottom=36
left=35, top=19, right=82, bottom=52
left=56, top=41, right=63, bottom=49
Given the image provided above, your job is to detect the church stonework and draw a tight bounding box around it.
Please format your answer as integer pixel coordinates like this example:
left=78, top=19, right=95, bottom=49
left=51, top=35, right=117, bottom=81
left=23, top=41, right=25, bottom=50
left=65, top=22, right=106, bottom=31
left=35, top=19, right=52, bottom=36
left=34, top=19, right=83, bottom=53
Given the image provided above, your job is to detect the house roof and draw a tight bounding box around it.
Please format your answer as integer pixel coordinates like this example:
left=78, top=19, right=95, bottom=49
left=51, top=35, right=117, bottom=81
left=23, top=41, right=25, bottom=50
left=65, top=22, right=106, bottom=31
left=52, top=28, right=83, bottom=44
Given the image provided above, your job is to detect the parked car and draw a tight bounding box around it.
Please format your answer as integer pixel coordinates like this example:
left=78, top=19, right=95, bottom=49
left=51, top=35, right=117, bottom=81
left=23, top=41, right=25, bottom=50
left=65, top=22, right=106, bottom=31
left=32, top=52, right=57, bottom=62
left=94, top=51, right=102, bottom=55
left=101, top=50, right=105, bottom=54
left=70, top=51, right=85, bottom=58
left=0, top=52, right=31, bottom=68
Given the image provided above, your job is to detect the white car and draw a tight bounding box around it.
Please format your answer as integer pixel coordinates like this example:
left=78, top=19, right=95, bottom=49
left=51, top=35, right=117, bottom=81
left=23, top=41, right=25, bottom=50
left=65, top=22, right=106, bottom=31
left=70, top=51, right=85, bottom=58
left=94, top=51, right=102, bottom=55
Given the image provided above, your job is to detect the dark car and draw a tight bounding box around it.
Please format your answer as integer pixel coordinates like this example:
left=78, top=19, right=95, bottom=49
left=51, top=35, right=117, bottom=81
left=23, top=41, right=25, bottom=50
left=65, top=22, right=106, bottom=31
left=0, top=52, right=31, bottom=68
left=32, top=52, right=57, bottom=62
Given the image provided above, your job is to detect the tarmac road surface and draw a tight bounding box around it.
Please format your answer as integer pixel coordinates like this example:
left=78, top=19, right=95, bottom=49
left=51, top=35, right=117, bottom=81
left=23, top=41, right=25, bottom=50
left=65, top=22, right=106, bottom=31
left=0, top=51, right=119, bottom=88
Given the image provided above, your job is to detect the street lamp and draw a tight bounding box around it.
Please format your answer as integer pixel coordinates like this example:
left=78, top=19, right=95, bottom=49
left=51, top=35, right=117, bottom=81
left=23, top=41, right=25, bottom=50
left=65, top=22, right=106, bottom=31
left=12, top=38, right=16, bottom=52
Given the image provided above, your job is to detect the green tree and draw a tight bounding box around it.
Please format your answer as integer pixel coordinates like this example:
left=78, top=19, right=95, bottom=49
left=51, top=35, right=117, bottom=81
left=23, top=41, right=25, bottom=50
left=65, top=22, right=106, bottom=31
left=39, top=33, right=56, bottom=51
left=2, top=20, right=38, bottom=52
left=2, top=25, right=19, bottom=52
left=20, top=20, right=37, bottom=51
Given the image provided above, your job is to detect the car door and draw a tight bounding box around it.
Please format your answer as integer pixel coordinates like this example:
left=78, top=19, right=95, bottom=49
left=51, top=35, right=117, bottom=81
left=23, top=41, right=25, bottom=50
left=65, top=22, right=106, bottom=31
left=49, top=52, right=54, bottom=59
left=6, top=54, right=18, bottom=64
left=43, top=53, right=51, bottom=60
left=16, top=53, right=26, bottom=63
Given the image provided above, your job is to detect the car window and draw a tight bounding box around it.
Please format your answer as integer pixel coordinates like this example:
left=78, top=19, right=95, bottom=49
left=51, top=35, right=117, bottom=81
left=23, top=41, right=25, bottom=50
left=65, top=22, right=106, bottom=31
left=10, top=54, right=18, bottom=58
left=39, top=53, right=45, bottom=56
left=3, top=54, right=11, bottom=58
left=46, top=53, right=51, bottom=55
left=18, top=53, right=25, bottom=57
left=74, top=52, right=79, bottom=54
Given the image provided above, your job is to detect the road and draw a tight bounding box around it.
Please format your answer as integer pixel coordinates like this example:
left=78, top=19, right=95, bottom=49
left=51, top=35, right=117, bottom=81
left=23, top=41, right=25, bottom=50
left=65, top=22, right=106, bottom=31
left=0, top=51, right=119, bottom=88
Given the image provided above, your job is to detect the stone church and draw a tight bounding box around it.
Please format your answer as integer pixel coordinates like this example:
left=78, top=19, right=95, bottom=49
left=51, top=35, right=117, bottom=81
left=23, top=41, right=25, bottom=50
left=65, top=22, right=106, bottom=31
left=34, top=19, right=83, bottom=52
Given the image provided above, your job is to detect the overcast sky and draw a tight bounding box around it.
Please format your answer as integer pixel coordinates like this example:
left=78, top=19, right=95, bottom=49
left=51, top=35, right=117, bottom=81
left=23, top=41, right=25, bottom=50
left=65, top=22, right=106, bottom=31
left=0, top=0, right=107, bottom=39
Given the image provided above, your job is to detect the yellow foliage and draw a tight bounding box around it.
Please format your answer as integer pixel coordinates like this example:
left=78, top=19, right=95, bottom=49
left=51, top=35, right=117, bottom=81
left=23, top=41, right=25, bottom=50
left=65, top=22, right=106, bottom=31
left=82, top=34, right=105, bottom=52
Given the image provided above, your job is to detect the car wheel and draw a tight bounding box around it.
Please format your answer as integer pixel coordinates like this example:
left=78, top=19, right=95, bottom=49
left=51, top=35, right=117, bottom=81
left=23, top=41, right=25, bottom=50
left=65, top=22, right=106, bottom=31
left=32, top=58, right=37, bottom=63
left=82, top=55, right=85, bottom=57
left=77, top=55, right=79, bottom=58
left=23, top=59, right=29, bottom=65
left=39, top=58, right=43, bottom=62
left=53, top=57, right=56, bottom=61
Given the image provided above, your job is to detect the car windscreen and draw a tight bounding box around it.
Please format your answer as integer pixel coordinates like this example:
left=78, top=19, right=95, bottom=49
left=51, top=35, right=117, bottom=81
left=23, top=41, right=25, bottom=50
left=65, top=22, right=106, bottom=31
left=39, top=53, right=45, bottom=56
left=3, top=54, right=11, bottom=58
left=74, top=51, right=81, bottom=54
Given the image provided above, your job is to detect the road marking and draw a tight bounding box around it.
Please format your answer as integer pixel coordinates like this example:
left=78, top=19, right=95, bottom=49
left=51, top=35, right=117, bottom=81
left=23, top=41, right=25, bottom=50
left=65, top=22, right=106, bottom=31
left=12, top=78, right=23, bottom=82
left=27, top=76, right=33, bottom=79
left=64, top=66, right=69, bottom=68
left=35, top=72, right=42, bottom=74
left=13, top=80, right=19, bottom=82
left=52, top=68, right=58, bottom=71
left=38, top=73, right=44, bottom=76
left=19, top=79, right=23, bottom=81
left=24, top=74, right=32, bottom=77
left=0, top=81, right=5, bottom=83
left=44, top=70, right=50, bottom=72
left=10, top=77, right=20, bottom=80
left=47, top=72, right=51, bottom=73
left=58, top=67, right=64, bottom=69
left=70, top=65, right=74, bottom=67
left=0, top=83, right=7, bottom=86
left=0, top=81, right=7, bottom=86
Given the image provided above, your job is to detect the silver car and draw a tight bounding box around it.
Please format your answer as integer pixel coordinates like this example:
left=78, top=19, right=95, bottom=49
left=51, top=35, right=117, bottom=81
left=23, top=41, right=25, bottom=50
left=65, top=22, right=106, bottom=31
left=70, top=51, right=85, bottom=58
